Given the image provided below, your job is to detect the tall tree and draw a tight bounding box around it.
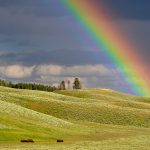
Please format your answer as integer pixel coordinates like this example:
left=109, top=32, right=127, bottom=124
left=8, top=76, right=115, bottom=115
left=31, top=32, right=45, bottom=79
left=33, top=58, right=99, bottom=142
left=73, top=78, right=81, bottom=89
left=59, top=81, right=66, bottom=90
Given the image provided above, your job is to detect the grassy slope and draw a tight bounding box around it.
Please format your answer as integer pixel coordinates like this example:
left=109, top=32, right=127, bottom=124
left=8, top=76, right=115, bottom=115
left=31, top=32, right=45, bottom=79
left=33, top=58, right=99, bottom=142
left=0, top=87, right=150, bottom=149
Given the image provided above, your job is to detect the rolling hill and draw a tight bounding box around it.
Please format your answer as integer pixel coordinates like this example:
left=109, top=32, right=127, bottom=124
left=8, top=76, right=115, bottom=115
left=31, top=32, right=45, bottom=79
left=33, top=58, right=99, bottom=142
left=0, top=86, right=150, bottom=150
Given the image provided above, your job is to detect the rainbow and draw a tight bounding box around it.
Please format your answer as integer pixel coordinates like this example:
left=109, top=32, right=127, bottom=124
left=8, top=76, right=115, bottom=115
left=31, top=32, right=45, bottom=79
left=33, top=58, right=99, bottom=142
left=62, top=0, right=150, bottom=96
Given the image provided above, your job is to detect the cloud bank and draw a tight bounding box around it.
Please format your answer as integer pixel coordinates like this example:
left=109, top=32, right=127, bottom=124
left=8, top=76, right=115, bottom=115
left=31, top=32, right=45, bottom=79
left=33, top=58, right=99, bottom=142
left=0, top=65, right=34, bottom=78
left=0, top=64, right=118, bottom=89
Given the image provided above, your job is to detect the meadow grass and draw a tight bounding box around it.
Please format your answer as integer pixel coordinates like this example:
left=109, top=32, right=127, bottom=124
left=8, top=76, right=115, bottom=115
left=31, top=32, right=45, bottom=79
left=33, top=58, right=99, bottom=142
left=0, top=86, right=150, bottom=149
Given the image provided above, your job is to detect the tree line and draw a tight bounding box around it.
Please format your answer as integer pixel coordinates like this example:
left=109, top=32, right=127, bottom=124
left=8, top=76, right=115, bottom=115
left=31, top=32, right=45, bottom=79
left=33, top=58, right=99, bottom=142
left=0, top=77, right=82, bottom=92
left=0, top=79, right=56, bottom=92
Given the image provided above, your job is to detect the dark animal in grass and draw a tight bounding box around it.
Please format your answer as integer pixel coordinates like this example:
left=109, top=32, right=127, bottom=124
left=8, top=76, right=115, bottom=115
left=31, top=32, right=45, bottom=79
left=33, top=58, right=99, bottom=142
left=57, top=139, right=64, bottom=142
left=20, top=139, right=34, bottom=143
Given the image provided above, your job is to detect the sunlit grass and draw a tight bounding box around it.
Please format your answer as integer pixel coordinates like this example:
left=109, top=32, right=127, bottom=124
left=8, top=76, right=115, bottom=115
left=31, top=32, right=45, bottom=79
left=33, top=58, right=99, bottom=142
left=0, top=86, right=150, bottom=149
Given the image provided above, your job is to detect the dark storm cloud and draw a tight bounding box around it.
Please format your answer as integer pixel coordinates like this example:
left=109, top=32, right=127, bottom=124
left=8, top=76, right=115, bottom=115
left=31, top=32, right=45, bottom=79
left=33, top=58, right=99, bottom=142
left=117, top=20, right=150, bottom=64
left=1, top=0, right=149, bottom=20
left=0, top=0, right=149, bottom=66
left=0, top=50, right=111, bottom=66
left=97, top=0, right=150, bottom=20
left=0, top=0, right=67, bottom=17
left=0, top=38, right=15, bottom=44
left=4, top=1, right=101, bottom=55
left=0, top=0, right=83, bottom=53
left=0, top=7, right=66, bottom=35
left=0, top=0, right=150, bottom=69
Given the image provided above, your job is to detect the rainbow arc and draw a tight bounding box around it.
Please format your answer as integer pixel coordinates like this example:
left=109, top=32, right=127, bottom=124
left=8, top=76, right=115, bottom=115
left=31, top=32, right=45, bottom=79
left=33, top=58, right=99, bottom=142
left=63, top=0, right=150, bottom=96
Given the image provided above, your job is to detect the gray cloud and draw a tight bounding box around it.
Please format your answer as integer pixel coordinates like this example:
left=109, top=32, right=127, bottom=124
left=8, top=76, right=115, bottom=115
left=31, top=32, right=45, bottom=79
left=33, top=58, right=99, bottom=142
left=98, top=0, right=150, bottom=20
left=114, top=20, right=150, bottom=64
left=0, top=50, right=111, bottom=66
left=0, top=0, right=77, bottom=52
left=0, top=0, right=66, bottom=17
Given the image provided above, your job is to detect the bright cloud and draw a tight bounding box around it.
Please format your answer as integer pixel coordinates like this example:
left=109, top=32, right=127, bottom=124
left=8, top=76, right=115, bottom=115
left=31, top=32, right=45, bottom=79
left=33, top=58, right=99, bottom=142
left=35, top=64, right=112, bottom=76
left=0, top=65, right=34, bottom=78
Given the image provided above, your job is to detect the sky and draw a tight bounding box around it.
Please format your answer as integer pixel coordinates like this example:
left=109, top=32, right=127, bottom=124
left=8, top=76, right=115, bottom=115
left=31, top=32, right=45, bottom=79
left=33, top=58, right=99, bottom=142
left=0, top=0, right=150, bottom=94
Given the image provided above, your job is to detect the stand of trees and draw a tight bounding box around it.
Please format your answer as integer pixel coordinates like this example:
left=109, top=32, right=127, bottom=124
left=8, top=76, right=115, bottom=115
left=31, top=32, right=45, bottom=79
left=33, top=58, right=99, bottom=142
left=0, top=79, right=56, bottom=92
left=58, top=78, right=82, bottom=90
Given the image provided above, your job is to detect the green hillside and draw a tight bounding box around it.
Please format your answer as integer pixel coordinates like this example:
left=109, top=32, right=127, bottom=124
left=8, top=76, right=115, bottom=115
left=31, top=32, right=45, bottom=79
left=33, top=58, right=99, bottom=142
left=0, top=86, right=150, bottom=150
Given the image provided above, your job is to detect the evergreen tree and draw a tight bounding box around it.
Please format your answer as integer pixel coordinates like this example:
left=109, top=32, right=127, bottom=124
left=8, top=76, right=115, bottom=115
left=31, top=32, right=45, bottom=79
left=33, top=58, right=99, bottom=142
left=59, top=81, right=66, bottom=90
left=73, top=78, right=81, bottom=89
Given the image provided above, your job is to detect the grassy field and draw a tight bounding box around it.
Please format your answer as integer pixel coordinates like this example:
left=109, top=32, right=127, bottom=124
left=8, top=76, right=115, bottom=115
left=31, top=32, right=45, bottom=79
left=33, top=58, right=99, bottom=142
left=0, top=86, right=150, bottom=149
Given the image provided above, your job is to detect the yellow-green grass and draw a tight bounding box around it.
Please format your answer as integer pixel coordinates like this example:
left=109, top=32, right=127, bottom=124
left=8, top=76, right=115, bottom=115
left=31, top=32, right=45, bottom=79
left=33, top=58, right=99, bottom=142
left=0, top=86, right=150, bottom=149
left=1, top=87, right=149, bottom=127
left=1, top=134, right=150, bottom=150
